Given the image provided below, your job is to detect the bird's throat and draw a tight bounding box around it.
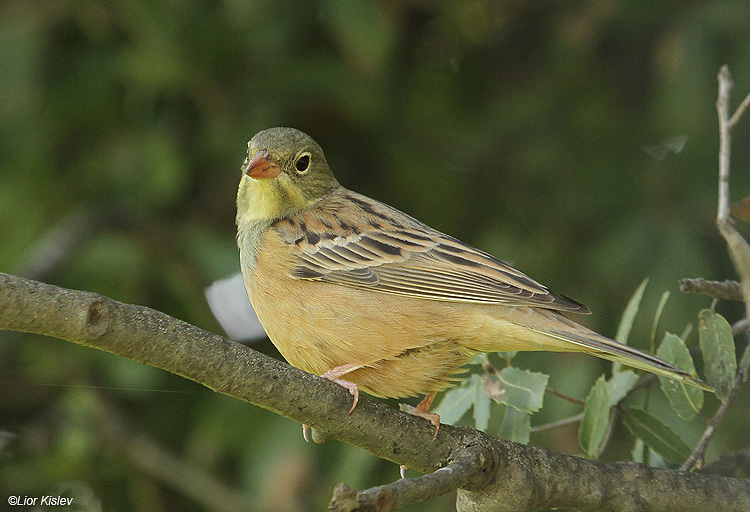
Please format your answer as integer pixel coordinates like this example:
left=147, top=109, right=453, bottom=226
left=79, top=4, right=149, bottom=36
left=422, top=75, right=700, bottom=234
left=236, top=175, right=312, bottom=223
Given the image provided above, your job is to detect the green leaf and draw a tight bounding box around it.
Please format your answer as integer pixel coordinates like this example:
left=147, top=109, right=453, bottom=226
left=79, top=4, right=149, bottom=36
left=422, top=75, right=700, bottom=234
left=622, top=409, right=691, bottom=464
left=657, top=333, right=703, bottom=419
left=432, top=378, right=477, bottom=425
left=615, top=278, right=648, bottom=345
left=468, top=353, right=489, bottom=366
left=484, top=367, right=548, bottom=413
left=579, top=375, right=611, bottom=458
left=500, top=406, right=530, bottom=443
left=698, top=309, right=737, bottom=401
left=650, top=290, right=670, bottom=350
left=473, top=375, right=490, bottom=431
left=606, top=370, right=639, bottom=405
left=613, top=278, right=648, bottom=374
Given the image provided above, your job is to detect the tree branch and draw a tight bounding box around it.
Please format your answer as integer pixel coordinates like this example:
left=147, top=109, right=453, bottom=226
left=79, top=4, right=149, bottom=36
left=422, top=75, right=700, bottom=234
left=330, top=445, right=492, bottom=512
left=679, top=278, right=743, bottom=302
left=2, top=272, right=749, bottom=511
left=705, top=449, right=750, bottom=478
left=716, top=66, right=750, bottom=322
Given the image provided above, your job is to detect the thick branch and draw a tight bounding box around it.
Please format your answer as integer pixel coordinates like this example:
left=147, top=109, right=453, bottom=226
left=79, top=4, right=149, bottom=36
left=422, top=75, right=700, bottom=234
left=0, top=272, right=450, bottom=474
left=2, top=272, right=749, bottom=511
left=456, top=438, right=750, bottom=512
left=705, top=449, right=750, bottom=478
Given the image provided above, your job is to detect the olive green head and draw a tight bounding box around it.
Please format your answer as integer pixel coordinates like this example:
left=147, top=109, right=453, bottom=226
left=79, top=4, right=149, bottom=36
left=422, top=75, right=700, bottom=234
left=237, top=127, right=340, bottom=224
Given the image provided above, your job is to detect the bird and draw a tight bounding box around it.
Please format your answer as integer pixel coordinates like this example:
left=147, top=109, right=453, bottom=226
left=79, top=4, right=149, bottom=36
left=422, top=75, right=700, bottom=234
left=235, top=127, right=712, bottom=438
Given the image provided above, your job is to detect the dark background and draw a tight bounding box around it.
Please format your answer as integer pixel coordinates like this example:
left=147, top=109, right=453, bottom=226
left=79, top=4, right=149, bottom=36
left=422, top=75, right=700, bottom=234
left=2, top=1, right=750, bottom=510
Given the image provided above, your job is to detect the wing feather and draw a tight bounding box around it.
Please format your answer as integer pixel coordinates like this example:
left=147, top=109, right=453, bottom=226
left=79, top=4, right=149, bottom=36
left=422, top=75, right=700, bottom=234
left=273, top=189, right=589, bottom=313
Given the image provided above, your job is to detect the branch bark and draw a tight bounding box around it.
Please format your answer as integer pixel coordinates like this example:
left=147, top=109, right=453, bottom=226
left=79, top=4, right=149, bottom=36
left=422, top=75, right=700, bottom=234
left=1, top=272, right=749, bottom=511
left=679, top=278, right=743, bottom=302
left=716, top=66, right=750, bottom=321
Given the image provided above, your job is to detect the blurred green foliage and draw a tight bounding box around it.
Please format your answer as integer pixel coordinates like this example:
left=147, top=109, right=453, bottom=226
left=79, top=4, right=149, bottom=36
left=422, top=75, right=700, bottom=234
left=2, top=1, right=750, bottom=510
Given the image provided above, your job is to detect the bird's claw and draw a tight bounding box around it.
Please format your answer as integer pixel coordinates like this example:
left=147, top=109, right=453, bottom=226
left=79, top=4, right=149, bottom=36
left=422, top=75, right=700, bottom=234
left=321, top=365, right=360, bottom=413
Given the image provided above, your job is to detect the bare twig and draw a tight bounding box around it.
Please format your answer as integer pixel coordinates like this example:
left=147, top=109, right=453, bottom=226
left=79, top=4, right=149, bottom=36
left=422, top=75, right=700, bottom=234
left=678, top=66, right=750, bottom=472
left=544, top=387, right=585, bottom=407
left=329, top=446, right=492, bottom=512
left=679, top=278, right=743, bottom=302
left=717, top=66, right=733, bottom=223
left=731, top=318, right=749, bottom=337
left=727, top=87, right=750, bottom=129
left=595, top=407, right=620, bottom=460
left=715, top=66, right=750, bottom=321
left=530, top=413, right=584, bottom=434
left=680, top=366, right=747, bottom=471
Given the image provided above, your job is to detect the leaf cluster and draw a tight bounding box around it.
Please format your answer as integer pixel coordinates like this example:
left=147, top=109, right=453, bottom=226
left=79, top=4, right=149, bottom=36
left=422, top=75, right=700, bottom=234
left=435, top=279, right=746, bottom=469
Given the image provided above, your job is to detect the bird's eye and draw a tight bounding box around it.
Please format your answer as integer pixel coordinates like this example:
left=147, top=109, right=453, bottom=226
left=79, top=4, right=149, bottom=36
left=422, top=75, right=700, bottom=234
left=295, top=153, right=311, bottom=174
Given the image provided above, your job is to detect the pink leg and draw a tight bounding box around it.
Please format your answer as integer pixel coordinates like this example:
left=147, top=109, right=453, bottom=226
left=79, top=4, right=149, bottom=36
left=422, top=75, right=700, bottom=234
left=302, top=363, right=362, bottom=441
left=320, top=363, right=361, bottom=413
left=411, top=391, right=440, bottom=440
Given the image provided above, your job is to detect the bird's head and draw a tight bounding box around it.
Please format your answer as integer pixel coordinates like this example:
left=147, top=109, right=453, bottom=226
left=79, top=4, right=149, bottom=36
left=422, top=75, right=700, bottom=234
left=236, top=127, right=340, bottom=224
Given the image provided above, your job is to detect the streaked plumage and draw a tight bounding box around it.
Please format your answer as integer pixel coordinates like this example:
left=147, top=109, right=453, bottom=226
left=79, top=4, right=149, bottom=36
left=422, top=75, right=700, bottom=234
left=236, top=127, right=712, bottom=414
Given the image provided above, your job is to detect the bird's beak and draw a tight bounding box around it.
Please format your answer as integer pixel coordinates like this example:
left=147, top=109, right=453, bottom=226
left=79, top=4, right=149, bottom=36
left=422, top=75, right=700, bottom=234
left=246, top=150, right=282, bottom=179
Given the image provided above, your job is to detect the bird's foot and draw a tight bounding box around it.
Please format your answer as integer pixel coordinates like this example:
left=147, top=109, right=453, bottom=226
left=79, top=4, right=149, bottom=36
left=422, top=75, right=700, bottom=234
left=321, top=364, right=360, bottom=413
left=302, top=364, right=362, bottom=442
left=400, top=391, right=440, bottom=440
left=302, top=423, right=311, bottom=442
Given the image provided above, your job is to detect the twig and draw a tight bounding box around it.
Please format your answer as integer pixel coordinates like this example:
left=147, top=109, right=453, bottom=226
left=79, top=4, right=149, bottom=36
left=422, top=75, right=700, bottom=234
left=715, top=66, right=750, bottom=321
left=679, top=278, right=743, bottom=302
left=595, top=407, right=620, bottom=460
left=329, top=446, right=492, bottom=512
left=530, top=413, right=584, bottom=434
left=731, top=318, right=749, bottom=337
left=727, top=87, right=750, bottom=129
left=544, top=387, right=585, bottom=407
left=679, top=66, right=750, bottom=472
left=680, top=366, right=747, bottom=471
left=717, top=66, right=733, bottom=223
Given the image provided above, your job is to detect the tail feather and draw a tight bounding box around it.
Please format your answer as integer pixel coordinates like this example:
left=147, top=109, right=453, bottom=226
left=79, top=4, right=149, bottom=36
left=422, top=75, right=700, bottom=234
left=537, top=327, right=713, bottom=392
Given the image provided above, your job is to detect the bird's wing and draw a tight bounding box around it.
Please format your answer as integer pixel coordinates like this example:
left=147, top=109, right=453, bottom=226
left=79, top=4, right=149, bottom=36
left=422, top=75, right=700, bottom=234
left=272, top=189, right=589, bottom=313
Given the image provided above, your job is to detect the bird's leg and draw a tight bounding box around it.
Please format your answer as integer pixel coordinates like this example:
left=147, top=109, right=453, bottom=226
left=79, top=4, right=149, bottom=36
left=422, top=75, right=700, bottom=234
left=415, top=391, right=440, bottom=440
left=320, top=363, right=361, bottom=413
left=400, top=391, right=440, bottom=441
left=399, top=391, right=441, bottom=474
left=303, top=363, right=362, bottom=442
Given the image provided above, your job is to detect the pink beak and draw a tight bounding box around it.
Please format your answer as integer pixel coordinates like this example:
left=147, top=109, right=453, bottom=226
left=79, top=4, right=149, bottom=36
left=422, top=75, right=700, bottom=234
left=246, top=150, right=281, bottom=179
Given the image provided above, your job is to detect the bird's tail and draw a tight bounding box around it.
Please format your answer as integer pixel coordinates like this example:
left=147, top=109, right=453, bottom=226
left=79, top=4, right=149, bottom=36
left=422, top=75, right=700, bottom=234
left=531, top=324, right=713, bottom=392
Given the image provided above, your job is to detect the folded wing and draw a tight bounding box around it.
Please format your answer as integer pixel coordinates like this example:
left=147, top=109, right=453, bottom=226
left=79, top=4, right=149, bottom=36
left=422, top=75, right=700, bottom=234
left=273, top=189, right=589, bottom=313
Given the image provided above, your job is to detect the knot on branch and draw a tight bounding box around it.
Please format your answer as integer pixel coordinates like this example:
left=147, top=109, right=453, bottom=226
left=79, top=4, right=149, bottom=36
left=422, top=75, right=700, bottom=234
left=86, top=298, right=110, bottom=337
